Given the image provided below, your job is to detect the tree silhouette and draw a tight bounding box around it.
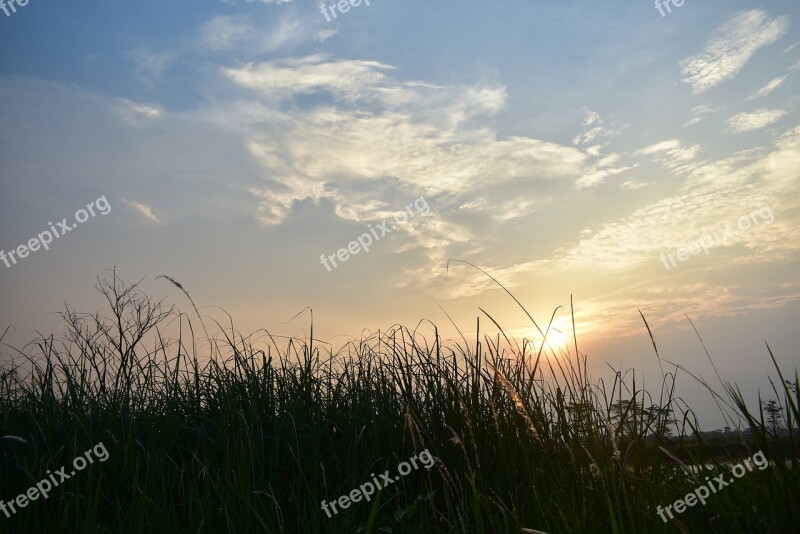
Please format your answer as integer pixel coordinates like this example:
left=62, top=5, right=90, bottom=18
left=763, top=400, right=784, bottom=438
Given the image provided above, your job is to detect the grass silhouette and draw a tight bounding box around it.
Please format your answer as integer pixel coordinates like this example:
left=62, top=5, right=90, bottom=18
left=1, top=270, right=798, bottom=533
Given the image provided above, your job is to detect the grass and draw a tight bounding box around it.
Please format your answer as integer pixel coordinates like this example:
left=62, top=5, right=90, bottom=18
left=0, top=271, right=798, bottom=533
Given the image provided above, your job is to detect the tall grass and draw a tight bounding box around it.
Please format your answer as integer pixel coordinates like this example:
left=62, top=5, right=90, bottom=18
left=0, top=272, right=798, bottom=533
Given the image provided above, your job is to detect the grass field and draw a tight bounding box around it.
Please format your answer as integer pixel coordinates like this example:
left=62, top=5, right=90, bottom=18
left=1, top=273, right=798, bottom=533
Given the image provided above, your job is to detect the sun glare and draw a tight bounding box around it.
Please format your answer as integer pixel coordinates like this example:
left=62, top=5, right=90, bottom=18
left=542, top=327, right=570, bottom=351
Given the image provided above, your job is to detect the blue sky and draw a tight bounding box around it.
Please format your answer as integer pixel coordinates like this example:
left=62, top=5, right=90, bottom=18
left=1, top=0, right=799, bottom=427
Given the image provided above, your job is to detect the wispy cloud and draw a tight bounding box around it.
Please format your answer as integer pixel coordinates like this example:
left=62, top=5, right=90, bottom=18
left=572, top=109, right=627, bottom=146
left=727, top=109, right=787, bottom=133
left=216, top=54, right=623, bottom=233
left=457, top=197, right=550, bottom=222
left=222, top=55, right=403, bottom=103
left=193, top=50, right=655, bottom=288
left=314, top=29, right=338, bottom=42
left=620, top=180, right=648, bottom=191
left=115, top=99, right=163, bottom=126
left=459, top=125, right=800, bottom=308
left=121, top=198, right=163, bottom=224
left=680, top=10, right=788, bottom=94
left=746, top=76, right=787, bottom=100
left=684, top=104, right=720, bottom=127
left=635, top=139, right=702, bottom=174
left=199, top=13, right=308, bottom=53
left=127, top=48, right=174, bottom=87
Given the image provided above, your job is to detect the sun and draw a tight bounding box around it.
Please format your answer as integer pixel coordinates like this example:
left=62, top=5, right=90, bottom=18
left=542, top=327, right=570, bottom=351
left=545, top=328, right=569, bottom=349
left=510, top=317, right=580, bottom=354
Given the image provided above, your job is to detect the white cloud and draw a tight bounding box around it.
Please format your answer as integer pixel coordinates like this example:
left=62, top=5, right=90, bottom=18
left=620, top=180, right=648, bottom=191
left=115, top=99, right=163, bottom=125
left=680, top=10, right=788, bottom=94
left=575, top=164, right=636, bottom=189
left=636, top=139, right=703, bottom=173
left=457, top=197, right=550, bottom=222
left=314, top=29, right=338, bottom=42
left=222, top=55, right=403, bottom=104
left=746, top=76, right=787, bottom=100
left=690, top=105, right=719, bottom=116
left=200, top=13, right=308, bottom=53
left=201, top=15, right=255, bottom=50
left=572, top=109, right=628, bottom=146
left=585, top=145, right=602, bottom=157
left=121, top=198, right=163, bottom=224
left=684, top=104, right=720, bottom=127
left=486, top=125, right=800, bottom=284
left=207, top=54, right=636, bottom=246
left=727, top=109, right=787, bottom=133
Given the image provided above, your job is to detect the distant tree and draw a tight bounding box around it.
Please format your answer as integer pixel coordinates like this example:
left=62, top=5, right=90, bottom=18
left=763, top=400, right=784, bottom=438
left=644, top=405, right=677, bottom=438
left=609, top=400, right=676, bottom=439
left=610, top=399, right=641, bottom=437
left=566, top=401, right=598, bottom=443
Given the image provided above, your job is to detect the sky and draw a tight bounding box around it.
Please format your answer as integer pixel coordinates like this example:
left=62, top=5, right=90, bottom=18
left=1, top=0, right=799, bottom=429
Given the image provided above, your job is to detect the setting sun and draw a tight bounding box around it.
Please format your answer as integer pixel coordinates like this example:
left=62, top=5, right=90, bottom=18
left=542, top=327, right=571, bottom=351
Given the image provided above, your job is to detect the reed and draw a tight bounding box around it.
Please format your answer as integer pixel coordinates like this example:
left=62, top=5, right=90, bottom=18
left=0, top=272, right=797, bottom=532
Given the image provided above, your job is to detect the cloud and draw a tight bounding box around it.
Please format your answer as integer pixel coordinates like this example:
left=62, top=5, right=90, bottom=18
left=199, top=13, right=308, bottom=53
left=553, top=280, right=800, bottom=339
left=457, top=197, right=550, bottom=222
left=635, top=139, right=703, bottom=173
left=200, top=15, right=255, bottom=50
left=127, top=48, right=174, bottom=87
left=429, top=126, right=800, bottom=315
left=222, top=55, right=402, bottom=103
left=240, top=111, right=589, bottom=226
left=575, top=163, right=636, bottom=189
left=500, top=125, right=800, bottom=276
left=314, top=29, right=338, bottom=42
left=572, top=109, right=628, bottom=146
left=121, top=198, right=163, bottom=224
left=570, top=111, right=634, bottom=187
left=684, top=104, right=720, bottom=127
left=115, top=99, right=163, bottom=125
left=746, top=76, right=787, bottom=100
left=680, top=10, right=788, bottom=94
left=204, top=53, right=638, bottom=281
left=727, top=109, right=787, bottom=133
left=620, top=180, right=648, bottom=191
